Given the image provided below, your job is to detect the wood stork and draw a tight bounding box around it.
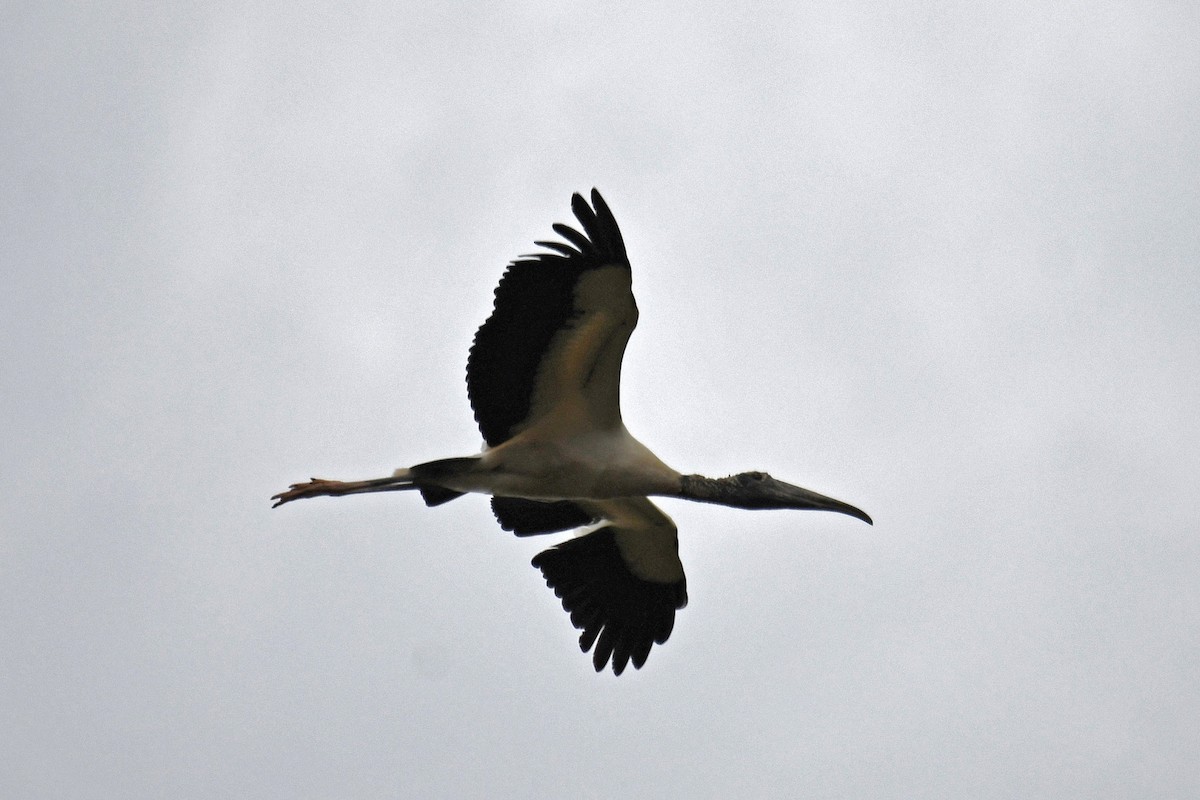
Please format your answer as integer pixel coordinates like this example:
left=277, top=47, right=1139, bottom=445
left=273, top=189, right=871, bottom=675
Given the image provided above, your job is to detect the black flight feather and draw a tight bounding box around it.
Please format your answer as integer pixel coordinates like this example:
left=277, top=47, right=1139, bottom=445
left=491, top=497, right=598, bottom=536
left=466, top=189, right=630, bottom=447
left=532, top=526, right=687, bottom=676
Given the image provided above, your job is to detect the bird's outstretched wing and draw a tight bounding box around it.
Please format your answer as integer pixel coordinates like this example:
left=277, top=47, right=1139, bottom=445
left=467, top=189, right=635, bottom=446
left=531, top=498, right=687, bottom=675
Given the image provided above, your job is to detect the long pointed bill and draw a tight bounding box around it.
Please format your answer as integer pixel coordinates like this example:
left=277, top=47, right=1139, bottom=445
left=765, top=478, right=874, bottom=525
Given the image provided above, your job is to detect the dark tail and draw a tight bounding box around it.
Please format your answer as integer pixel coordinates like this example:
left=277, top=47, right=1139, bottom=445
left=409, top=457, right=480, bottom=507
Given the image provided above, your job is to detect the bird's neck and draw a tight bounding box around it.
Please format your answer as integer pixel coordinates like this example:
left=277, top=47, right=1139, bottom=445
left=676, top=474, right=747, bottom=508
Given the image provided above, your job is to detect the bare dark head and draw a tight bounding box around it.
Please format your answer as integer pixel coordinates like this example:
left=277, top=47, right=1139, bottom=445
left=680, top=471, right=873, bottom=524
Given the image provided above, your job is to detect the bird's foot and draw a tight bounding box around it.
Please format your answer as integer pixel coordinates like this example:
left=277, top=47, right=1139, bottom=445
left=271, top=478, right=345, bottom=507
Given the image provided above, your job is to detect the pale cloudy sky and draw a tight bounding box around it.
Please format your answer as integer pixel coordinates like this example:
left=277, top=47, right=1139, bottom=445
left=3, top=2, right=1198, bottom=798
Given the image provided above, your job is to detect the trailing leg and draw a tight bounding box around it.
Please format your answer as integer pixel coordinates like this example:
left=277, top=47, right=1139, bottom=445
left=271, top=474, right=417, bottom=507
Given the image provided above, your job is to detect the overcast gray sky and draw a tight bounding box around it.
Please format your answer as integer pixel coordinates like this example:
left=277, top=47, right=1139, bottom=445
left=3, top=2, right=1198, bottom=798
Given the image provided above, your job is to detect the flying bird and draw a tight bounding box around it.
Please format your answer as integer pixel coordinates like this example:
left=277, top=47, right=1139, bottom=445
left=273, top=190, right=871, bottom=675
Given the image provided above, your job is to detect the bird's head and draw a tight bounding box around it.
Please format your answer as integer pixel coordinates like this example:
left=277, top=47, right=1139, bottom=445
left=720, top=471, right=873, bottom=524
